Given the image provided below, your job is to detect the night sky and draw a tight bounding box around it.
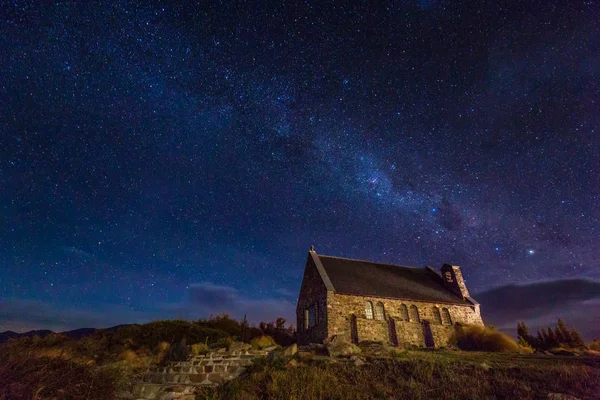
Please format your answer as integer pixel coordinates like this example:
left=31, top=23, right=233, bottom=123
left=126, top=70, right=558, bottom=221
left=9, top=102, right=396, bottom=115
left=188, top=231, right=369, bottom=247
left=1, top=1, right=599, bottom=338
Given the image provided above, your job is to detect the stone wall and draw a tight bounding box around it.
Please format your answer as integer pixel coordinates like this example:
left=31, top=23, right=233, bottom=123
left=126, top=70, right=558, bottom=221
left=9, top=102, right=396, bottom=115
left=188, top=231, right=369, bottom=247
left=125, top=349, right=269, bottom=399
left=296, top=256, right=329, bottom=345
left=355, top=317, right=388, bottom=342
left=327, top=293, right=483, bottom=347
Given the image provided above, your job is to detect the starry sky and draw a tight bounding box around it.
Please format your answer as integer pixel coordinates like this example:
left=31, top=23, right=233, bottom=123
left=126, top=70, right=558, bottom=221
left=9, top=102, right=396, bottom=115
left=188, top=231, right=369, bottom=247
left=1, top=1, right=599, bottom=337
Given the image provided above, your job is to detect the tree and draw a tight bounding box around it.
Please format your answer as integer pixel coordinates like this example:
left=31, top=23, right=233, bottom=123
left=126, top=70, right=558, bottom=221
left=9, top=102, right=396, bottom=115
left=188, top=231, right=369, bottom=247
left=517, top=322, right=529, bottom=339
left=556, top=319, right=573, bottom=346
left=547, top=328, right=559, bottom=349
left=517, top=321, right=538, bottom=348
left=569, top=329, right=585, bottom=348
left=275, top=317, right=286, bottom=330
left=537, top=331, right=545, bottom=350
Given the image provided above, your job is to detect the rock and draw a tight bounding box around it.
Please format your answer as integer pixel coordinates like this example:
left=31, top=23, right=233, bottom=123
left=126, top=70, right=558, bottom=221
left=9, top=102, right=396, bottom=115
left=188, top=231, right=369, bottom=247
left=326, top=336, right=362, bottom=357
left=547, top=394, right=580, bottom=400
left=216, top=347, right=227, bottom=353
left=116, top=390, right=134, bottom=399
left=297, top=351, right=313, bottom=360
left=479, top=362, right=491, bottom=371
left=229, top=341, right=252, bottom=352
left=353, top=357, right=365, bottom=367
left=287, top=359, right=300, bottom=367
left=282, top=343, right=298, bottom=357
left=263, top=345, right=278, bottom=352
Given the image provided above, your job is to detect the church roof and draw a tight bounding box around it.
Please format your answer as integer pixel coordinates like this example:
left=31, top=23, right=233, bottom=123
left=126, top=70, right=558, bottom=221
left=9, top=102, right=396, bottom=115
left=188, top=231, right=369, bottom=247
left=313, top=252, right=469, bottom=305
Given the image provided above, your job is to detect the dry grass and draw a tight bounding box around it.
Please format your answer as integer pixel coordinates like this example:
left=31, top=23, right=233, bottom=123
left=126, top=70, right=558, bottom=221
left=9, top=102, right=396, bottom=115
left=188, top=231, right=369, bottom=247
left=451, top=324, right=520, bottom=352
left=200, top=350, right=600, bottom=400
left=251, top=335, right=276, bottom=349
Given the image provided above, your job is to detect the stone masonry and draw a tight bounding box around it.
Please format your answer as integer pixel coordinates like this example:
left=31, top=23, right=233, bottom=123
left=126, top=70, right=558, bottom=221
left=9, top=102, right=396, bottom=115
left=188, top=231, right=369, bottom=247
left=327, top=293, right=482, bottom=347
left=296, top=248, right=485, bottom=347
left=295, top=252, right=329, bottom=345
left=125, top=349, right=269, bottom=400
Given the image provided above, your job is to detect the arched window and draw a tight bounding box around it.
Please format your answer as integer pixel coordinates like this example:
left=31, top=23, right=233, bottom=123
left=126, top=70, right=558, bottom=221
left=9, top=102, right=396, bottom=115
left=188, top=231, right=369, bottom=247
left=442, top=308, right=452, bottom=325
left=365, top=301, right=374, bottom=320
left=399, top=304, right=409, bottom=321
left=409, top=305, right=420, bottom=323
left=375, top=302, right=385, bottom=321
left=433, top=307, right=442, bottom=325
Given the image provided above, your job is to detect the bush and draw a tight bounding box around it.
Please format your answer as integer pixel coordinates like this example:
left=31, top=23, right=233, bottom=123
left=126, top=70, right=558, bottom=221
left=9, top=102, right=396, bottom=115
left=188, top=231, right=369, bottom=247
left=164, top=338, right=190, bottom=362
left=191, top=343, right=209, bottom=356
left=450, top=324, right=519, bottom=352
left=251, top=336, right=276, bottom=350
left=210, top=336, right=235, bottom=350
left=116, top=320, right=229, bottom=349
left=589, top=339, right=600, bottom=351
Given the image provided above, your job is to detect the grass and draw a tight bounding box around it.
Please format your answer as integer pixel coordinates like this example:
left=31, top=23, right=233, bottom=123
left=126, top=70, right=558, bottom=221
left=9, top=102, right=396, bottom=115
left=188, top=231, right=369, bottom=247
left=1, top=319, right=598, bottom=400
left=451, top=324, right=520, bottom=352
left=199, top=350, right=600, bottom=400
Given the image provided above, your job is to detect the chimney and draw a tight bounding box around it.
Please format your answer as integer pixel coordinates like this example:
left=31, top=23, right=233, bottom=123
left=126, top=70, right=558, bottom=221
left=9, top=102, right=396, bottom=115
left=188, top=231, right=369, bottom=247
left=441, top=264, right=470, bottom=299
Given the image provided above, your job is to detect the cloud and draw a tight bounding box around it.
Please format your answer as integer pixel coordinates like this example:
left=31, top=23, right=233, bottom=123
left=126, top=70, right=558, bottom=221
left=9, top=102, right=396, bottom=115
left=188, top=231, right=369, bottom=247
left=186, top=282, right=295, bottom=325
left=474, top=279, right=600, bottom=341
left=0, top=298, right=157, bottom=333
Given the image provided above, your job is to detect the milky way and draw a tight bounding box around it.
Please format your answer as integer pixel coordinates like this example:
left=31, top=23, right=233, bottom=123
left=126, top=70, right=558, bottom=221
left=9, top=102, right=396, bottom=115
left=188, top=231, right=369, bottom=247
left=1, top=1, right=599, bottom=332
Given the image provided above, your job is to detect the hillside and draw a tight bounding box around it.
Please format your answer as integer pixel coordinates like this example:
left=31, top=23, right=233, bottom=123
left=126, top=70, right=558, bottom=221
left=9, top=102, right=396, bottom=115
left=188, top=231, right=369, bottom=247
left=1, top=318, right=599, bottom=400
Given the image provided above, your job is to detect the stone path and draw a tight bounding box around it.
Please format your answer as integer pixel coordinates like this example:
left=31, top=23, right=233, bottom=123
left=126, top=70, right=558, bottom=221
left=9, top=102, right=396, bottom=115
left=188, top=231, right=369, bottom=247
left=123, top=349, right=270, bottom=400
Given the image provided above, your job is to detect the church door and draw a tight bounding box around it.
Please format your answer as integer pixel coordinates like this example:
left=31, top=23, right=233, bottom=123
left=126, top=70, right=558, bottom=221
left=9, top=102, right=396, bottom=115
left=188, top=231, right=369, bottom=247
left=422, top=320, right=435, bottom=348
left=388, top=317, right=399, bottom=346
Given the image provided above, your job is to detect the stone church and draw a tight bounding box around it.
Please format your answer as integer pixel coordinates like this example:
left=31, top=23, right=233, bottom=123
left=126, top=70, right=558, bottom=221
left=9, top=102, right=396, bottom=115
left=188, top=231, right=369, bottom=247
left=296, top=247, right=484, bottom=347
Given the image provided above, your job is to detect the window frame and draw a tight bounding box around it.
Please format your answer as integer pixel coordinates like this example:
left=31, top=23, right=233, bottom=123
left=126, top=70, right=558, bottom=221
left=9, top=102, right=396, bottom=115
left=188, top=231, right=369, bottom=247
left=399, top=304, right=409, bottom=321
left=365, top=301, right=374, bottom=320
left=432, top=307, right=442, bottom=325
left=375, top=302, right=386, bottom=321
left=409, top=305, right=421, bottom=323
left=306, top=304, right=316, bottom=329
left=442, top=308, right=452, bottom=326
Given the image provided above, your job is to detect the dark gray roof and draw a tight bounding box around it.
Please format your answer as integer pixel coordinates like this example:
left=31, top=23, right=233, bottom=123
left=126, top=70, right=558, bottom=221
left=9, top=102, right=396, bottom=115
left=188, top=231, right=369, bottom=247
left=316, top=254, right=468, bottom=305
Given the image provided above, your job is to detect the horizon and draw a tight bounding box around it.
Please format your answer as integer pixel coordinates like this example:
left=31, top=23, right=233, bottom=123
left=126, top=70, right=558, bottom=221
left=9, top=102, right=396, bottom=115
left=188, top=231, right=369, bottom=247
left=1, top=1, right=599, bottom=341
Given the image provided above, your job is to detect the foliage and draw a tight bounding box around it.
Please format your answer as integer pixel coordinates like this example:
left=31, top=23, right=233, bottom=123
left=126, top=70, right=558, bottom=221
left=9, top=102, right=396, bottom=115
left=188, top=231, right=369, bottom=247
left=256, top=318, right=296, bottom=346
left=199, top=314, right=244, bottom=339
left=518, top=320, right=587, bottom=351
left=589, top=339, right=600, bottom=352
left=164, top=337, right=190, bottom=362
left=191, top=342, right=210, bottom=356
left=210, top=336, right=235, bottom=350
left=451, top=324, right=520, bottom=352
left=251, top=335, right=277, bottom=350
left=117, top=320, right=229, bottom=350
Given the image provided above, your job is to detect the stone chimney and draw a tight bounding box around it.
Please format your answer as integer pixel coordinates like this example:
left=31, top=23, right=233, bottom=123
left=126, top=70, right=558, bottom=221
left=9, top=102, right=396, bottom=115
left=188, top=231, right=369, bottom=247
left=441, top=264, right=470, bottom=299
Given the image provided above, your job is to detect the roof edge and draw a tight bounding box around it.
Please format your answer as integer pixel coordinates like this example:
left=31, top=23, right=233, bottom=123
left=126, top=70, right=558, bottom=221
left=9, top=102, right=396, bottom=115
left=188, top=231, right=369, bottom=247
left=465, top=296, right=480, bottom=306
left=317, top=253, right=421, bottom=270
left=331, top=291, right=470, bottom=306
left=310, top=250, right=335, bottom=291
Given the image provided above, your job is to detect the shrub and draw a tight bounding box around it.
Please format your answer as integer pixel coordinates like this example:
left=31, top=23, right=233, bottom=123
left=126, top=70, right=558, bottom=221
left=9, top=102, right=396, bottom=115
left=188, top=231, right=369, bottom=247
left=450, top=324, right=520, bottom=352
left=164, top=339, right=190, bottom=362
left=117, top=320, right=229, bottom=349
left=191, top=343, right=209, bottom=356
left=118, top=350, right=137, bottom=361
left=210, top=336, right=235, bottom=350
left=589, top=339, right=600, bottom=351
left=199, top=314, right=243, bottom=338
left=251, top=335, right=276, bottom=350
